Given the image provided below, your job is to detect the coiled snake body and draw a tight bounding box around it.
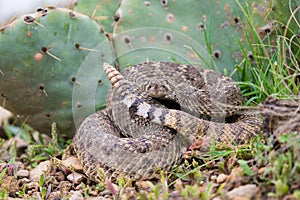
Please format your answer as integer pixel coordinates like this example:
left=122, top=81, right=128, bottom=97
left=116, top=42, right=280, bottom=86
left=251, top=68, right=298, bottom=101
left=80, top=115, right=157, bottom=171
left=73, top=62, right=263, bottom=181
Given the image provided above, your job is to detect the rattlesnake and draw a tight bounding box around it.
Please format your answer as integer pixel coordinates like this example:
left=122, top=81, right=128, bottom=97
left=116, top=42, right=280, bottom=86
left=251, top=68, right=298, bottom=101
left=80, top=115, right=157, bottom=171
left=73, top=62, right=264, bottom=181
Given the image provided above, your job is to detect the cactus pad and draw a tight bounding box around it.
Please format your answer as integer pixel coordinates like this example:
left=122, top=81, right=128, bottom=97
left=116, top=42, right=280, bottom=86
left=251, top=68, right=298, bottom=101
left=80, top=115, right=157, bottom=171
left=0, top=7, right=108, bottom=137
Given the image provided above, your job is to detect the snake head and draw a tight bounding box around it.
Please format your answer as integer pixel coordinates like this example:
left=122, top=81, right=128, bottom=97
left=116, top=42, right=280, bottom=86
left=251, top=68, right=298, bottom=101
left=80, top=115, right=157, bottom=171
left=141, top=79, right=175, bottom=98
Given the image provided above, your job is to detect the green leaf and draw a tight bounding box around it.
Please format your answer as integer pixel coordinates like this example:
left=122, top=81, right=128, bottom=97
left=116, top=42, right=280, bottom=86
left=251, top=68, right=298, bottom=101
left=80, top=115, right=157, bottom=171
left=39, top=173, right=45, bottom=187
left=238, top=160, right=254, bottom=176
left=0, top=168, right=7, bottom=185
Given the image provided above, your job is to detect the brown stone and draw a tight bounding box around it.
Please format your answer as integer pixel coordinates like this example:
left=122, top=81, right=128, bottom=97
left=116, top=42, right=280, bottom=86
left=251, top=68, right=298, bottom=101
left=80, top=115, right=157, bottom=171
left=217, top=173, right=228, bottom=184
left=62, top=156, right=83, bottom=171
left=67, top=172, right=85, bottom=184
left=17, top=169, right=29, bottom=178
left=226, top=184, right=258, bottom=200
left=29, top=160, right=51, bottom=181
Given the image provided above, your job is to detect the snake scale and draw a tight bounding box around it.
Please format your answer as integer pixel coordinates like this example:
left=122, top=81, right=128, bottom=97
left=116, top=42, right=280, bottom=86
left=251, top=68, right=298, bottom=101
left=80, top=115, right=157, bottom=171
left=73, top=62, right=264, bottom=181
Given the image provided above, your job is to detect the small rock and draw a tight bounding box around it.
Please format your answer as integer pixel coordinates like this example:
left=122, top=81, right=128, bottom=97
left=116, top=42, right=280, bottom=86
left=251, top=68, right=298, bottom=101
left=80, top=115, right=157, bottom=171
left=17, top=169, right=29, bottom=178
left=3, top=137, right=28, bottom=150
left=27, top=190, right=33, bottom=196
left=29, top=160, right=51, bottom=181
left=217, top=173, right=228, bottom=184
left=0, top=106, right=12, bottom=126
left=23, top=177, right=31, bottom=182
left=135, top=180, right=152, bottom=190
left=69, top=191, right=84, bottom=200
left=210, top=175, right=217, bottom=181
left=226, top=184, right=258, bottom=200
left=67, top=172, right=85, bottom=184
left=62, top=156, right=83, bottom=171
left=88, top=190, right=99, bottom=196
left=19, top=178, right=30, bottom=184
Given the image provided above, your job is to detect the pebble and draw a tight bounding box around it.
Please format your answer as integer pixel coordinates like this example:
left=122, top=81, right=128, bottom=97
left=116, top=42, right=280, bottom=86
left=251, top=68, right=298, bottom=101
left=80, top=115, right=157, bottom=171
left=69, top=191, right=84, bottom=200
left=135, top=180, right=152, bottom=190
left=0, top=106, right=12, bottom=125
left=3, top=137, right=28, bottom=149
left=88, top=190, right=99, bottom=196
left=62, top=156, right=83, bottom=171
left=217, top=173, right=228, bottom=184
left=17, top=169, right=29, bottom=178
left=210, top=175, right=217, bottom=181
left=29, top=160, right=51, bottom=181
left=67, top=171, right=85, bottom=184
left=20, top=178, right=30, bottom=183
left=226, top=184, right=258, bottom=200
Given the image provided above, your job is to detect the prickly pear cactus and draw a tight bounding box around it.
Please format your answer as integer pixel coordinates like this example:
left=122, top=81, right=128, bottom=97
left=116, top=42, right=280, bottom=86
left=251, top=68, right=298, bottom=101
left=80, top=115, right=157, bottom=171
left=0, top=7, right=108, bottom=137
left=74, top=0, right=121, bottom=33
left=113, top=0, right=299, bottom=75
left=0, top=0, right=77, bottom=26
left=112, top=27, right=215, bottom=72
